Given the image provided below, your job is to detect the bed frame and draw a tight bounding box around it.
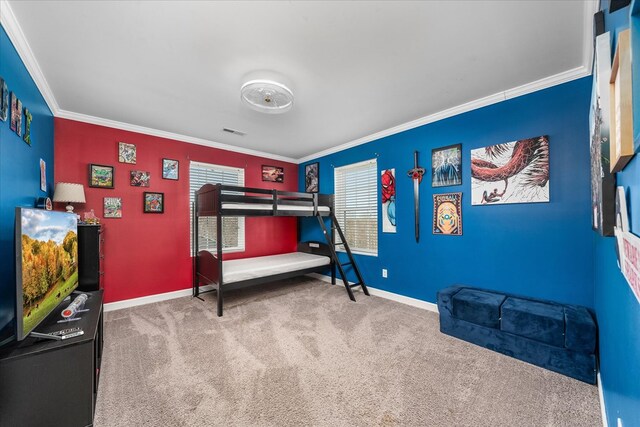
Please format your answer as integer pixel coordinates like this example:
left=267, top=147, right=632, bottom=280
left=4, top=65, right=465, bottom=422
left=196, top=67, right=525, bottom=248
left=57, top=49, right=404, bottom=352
left=192, top=184, right=338, bottom=316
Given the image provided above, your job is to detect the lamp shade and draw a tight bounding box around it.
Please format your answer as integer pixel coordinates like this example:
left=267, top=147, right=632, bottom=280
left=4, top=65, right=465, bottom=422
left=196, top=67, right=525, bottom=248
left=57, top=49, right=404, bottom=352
left=53, top=182, right=86, bottom=203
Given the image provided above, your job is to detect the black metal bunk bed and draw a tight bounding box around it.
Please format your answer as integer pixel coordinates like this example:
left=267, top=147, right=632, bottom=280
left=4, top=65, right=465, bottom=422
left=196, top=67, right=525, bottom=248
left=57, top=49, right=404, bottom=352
left=192, top=183, right=369, bottom=316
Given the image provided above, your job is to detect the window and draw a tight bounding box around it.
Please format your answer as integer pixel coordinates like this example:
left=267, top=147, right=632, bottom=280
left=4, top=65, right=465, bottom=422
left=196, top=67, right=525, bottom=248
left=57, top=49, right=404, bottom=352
left=190, top=161, right=245, bottom=254
left=334, top=159, right=378, bottom=255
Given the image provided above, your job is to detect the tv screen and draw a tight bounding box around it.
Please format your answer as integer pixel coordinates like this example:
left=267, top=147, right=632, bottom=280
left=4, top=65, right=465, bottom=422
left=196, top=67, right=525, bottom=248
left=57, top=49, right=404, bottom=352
left=15, top=208, right=79, bottom=340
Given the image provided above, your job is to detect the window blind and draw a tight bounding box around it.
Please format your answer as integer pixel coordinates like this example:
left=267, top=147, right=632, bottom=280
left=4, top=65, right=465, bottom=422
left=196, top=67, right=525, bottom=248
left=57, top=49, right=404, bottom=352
left=190, top=161, right=245, bottom=254
left=334, top=159, right=378, bottom=255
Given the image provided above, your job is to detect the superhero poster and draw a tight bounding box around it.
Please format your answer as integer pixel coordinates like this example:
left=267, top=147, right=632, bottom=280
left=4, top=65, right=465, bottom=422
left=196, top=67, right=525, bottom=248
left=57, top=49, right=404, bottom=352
left=433, top=193, right=462, bottom=236
left=381, top=169, right=396, bottom=233
left=471, top=135, right=549, bottom=205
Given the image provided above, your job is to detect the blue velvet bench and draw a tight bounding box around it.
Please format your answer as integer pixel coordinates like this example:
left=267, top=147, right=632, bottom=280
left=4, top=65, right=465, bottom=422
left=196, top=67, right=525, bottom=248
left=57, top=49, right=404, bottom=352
left=437, top=286, right=597, bottom=384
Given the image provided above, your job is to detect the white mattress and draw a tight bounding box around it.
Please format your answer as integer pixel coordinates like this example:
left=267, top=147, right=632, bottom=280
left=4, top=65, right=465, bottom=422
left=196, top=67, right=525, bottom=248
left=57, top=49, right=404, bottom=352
left=220, top=252, right=330, bottom=284
left=222, top=202, right=330, bottom=212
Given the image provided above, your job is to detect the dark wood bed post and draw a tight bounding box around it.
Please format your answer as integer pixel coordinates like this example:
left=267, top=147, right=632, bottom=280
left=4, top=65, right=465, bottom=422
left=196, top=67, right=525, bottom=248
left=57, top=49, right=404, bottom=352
left=192, top=199, right=199, bottom=298
left=216, top=183, right=224, bottom=317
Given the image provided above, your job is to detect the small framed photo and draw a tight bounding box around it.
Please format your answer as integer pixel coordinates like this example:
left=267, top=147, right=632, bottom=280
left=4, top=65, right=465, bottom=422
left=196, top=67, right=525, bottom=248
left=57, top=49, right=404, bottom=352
left=130, top=170, right=151, bottom=187
left=431, top=143, right=462, bottom=187
left=118, top=142, right=136, bottom=164
left=304, top=162, right=319, bottom=193
left=104, top=197, right=122, bottom=218
left=143, top=192, right=164, bottom=213
left=89, top=164, right=115, bottom=188
left=162, top=158, right=179, bottom=180
left=262, top=165, right=284, bottom=183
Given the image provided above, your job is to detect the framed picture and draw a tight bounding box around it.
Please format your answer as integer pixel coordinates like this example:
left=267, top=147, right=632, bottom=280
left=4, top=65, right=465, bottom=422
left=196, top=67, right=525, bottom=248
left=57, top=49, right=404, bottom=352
left=432, top=144, right=462, bottom=187
left=433, top=193, right=462, bottom=235
left=40, top=159, right=46, bottom=192
left=381, top=169, right=396, bottom=233
left=143, top=192, right=164, bottom=213
left=130, top=170, right=151, bottom=187
left=89, top=164, right=115, bottom=188
left=10, top=92, right=22, bottom=136
left=118, top=142, right=136, bottom=164
left=609, top=29, right=634, bottom=173
left=305, top=162, right=319, bottom=192
left=471, top=136, right=549, bottom=205
left=0, top=77, right=8, bottom=122
left=262, top=165, right=284, bottom=183
left=162, top=158, right=179, bottom=180
left=104, top=197, right=122, bottom=218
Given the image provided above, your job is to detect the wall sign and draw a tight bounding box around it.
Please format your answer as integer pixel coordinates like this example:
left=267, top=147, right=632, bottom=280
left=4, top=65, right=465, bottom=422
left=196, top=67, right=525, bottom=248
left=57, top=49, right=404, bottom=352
left=614, top=186, right=640, bottom=304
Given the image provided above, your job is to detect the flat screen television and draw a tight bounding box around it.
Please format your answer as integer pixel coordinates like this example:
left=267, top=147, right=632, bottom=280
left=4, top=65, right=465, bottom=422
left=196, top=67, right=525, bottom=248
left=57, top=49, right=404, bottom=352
left=15, top=208, right=79, bottom=340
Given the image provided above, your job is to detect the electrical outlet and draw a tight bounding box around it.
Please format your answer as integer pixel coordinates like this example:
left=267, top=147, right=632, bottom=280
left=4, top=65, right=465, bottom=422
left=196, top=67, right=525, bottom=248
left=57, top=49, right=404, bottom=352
left=382, top=269, right=388, bottom=278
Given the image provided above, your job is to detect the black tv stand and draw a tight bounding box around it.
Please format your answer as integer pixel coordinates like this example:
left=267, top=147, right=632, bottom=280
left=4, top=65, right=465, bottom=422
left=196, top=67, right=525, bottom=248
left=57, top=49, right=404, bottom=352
left=0, top=290, right=104, bottom=427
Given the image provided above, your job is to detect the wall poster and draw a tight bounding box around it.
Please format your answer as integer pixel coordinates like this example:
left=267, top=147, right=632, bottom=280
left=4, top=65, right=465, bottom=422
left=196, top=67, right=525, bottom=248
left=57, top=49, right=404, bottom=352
left=471, top=135, right=549, bottom=205
left=433, top=192, right=462, bottom=236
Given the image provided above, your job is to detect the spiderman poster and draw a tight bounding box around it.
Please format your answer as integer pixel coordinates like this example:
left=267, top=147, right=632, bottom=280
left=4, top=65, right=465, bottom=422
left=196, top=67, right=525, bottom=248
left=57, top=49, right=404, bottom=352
left=471, top=135, right=550, bottom=205
left=381, top=169, right=396, bottom=233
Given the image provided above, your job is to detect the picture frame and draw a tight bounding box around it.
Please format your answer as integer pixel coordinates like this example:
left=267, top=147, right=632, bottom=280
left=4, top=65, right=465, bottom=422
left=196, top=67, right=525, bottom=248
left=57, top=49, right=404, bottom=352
left=609, top=29, right=634, bottom=173
left=10, top=92, right=22, bottom=136
left=162, top=158, right=179, bottom=180
left=104, top=197, right=122, bottom=218
left=143, top=192, right=164, bottom=213
left=118, top=142, right=137, bottom=164
left=305, top=162, right=319, bottom=192
left=262, top=165, right=284, bottom=183
left=130, top=170, right=151, bottom=187
left=89, top=164, right=115, bottom=189
left=432, top=143, right=462, bottom=187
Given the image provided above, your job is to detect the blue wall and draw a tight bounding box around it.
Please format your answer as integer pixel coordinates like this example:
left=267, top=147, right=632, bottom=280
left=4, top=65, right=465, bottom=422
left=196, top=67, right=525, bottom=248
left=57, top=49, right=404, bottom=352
left=300, top=77, right=594, bottom=309
left=0, top=25, right=54, bottom=344
left=593, top=2, right=640, bottom=426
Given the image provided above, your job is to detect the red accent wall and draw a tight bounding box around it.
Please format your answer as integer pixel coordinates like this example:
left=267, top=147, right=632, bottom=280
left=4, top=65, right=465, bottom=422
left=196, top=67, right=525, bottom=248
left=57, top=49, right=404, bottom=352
left=54, top=118, right=298, bottom=303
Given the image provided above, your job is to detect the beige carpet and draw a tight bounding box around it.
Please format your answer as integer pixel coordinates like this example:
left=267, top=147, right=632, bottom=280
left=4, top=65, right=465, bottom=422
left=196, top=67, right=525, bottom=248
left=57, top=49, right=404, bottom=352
left=95, top=277, right=600, bottom=427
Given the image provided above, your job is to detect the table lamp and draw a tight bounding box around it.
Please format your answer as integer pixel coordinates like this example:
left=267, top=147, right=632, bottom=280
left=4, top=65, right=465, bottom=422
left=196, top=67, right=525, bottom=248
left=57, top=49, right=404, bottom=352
left=53, top=182, right=86, bottom=213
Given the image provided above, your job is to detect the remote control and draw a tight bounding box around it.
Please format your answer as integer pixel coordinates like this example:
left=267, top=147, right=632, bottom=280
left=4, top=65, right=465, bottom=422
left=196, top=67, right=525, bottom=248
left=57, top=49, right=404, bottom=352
left=50, top=327, right=82, bottom=337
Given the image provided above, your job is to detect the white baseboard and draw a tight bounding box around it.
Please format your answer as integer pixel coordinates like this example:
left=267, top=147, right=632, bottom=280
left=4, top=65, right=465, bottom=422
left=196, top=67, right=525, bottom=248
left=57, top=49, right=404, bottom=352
left=598, top=370, right=608, bottom=427
left=307, top=273, right=439, bottom=313
left=103, top=285, right=214, bottom=312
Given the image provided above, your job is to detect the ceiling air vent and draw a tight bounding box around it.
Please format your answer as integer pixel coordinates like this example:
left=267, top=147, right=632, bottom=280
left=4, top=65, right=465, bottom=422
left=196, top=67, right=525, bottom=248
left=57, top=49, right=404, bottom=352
left=222, top=128, right=246, bottom=136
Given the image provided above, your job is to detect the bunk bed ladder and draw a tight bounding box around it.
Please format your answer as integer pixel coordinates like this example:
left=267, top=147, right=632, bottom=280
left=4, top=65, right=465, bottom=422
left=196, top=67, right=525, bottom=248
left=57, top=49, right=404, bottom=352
left=316, top=213, right=370, bottom=301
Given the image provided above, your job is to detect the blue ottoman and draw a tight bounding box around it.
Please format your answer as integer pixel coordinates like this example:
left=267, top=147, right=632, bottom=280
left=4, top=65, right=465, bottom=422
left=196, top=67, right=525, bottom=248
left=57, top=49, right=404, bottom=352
left=437, top=285, right=597, bottom=384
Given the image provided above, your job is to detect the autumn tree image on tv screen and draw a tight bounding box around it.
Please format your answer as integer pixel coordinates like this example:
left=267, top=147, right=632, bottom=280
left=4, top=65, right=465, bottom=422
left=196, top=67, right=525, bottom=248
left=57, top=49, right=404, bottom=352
left=20, top=209, right=78, bottom=336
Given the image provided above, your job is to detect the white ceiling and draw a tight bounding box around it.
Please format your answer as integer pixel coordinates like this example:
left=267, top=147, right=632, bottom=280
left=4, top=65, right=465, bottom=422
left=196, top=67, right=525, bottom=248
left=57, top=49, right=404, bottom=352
left=4, top=1, right=594, bottom=162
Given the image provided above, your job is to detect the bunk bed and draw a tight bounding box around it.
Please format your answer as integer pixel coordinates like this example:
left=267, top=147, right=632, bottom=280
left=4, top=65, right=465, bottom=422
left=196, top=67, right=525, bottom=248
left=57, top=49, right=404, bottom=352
left=192, top=184, right=347, bottom=316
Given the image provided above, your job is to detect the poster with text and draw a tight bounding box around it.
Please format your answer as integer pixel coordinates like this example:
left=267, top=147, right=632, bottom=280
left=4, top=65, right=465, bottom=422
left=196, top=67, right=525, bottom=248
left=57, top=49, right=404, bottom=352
left=433, top=192, right=462, bottom=235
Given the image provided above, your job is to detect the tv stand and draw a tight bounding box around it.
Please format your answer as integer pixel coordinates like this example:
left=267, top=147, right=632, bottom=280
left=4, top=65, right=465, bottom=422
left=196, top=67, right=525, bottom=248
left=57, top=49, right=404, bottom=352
left=0, top=290, right=104, bottom=427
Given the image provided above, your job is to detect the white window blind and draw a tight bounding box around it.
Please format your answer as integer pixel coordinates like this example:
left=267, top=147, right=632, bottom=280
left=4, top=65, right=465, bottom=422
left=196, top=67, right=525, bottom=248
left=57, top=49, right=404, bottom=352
left=334, top=159, right=378, bottom=255
left=190, top=161, right=245, bottom=254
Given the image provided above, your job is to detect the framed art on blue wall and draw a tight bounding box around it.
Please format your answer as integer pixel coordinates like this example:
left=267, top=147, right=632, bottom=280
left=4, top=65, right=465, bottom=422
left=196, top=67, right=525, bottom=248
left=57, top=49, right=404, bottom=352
left=0, top=77, right=7, bottom=121
left=305, top=162, right=319, bottom=192
left=471, top=136, right=549, bottom=205
left=432, top=144, right=461, bottom=187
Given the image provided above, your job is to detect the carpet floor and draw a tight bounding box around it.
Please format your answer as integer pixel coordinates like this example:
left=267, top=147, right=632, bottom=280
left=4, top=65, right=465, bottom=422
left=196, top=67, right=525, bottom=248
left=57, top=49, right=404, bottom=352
left=94, top=277, right=600, bottom=427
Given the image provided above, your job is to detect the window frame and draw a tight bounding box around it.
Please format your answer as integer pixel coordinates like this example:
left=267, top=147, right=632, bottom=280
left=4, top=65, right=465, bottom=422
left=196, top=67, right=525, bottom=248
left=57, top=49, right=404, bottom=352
left=190, top=161, right=245, bottom=255
left=333, top=158, right=378, bottom=257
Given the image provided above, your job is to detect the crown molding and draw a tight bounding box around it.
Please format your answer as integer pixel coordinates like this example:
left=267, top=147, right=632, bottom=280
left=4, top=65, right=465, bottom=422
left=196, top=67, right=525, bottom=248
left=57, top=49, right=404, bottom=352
left=57, top=109, right=298, bottom=163
left=0, top=0, right=59, bottom=114
left=296, top=64, right=591, bottom=164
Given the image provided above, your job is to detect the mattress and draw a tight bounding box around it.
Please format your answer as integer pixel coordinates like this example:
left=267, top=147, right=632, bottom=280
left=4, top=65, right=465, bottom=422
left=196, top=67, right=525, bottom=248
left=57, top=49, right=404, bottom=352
left=220, top=252, right=330, bottom=284
left=221, top=202, right=330, bottom=212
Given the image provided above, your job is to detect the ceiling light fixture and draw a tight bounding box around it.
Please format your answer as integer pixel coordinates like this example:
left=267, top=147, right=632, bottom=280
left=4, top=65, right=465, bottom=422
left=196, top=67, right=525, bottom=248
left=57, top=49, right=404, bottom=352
left=240, top=79, right=293, bottom=114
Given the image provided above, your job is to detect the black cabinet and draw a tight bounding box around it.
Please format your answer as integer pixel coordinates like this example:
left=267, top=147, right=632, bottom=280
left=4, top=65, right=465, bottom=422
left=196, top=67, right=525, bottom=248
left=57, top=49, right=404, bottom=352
left=78, top=224, right=103, bottom=292
left=0, top=290, right=104, bottom=427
